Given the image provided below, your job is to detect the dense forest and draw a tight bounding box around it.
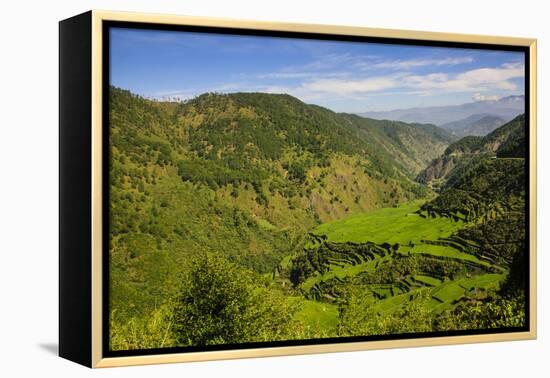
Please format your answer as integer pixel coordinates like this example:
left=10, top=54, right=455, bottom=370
left=108, top=87, right=526, bottom=350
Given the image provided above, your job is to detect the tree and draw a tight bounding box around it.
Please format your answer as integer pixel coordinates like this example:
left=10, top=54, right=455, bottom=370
left=499, top=238, right=527, bottom=298
left=435, top=296, right=526, bottom=331
left=171, top=253, right=300, bottom=346
left=337, top=282, right=433, bottom=337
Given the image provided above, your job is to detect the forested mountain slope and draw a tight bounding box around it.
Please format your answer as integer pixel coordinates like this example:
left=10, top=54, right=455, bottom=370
left=108, top=87, right=452, bottom=326
left=416, top=114, right=526, bottom=187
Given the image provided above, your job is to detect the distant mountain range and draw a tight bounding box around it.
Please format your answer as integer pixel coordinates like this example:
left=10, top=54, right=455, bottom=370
left=359, top=95, right=524, bottom=136
left=441, top=114, right=507, bottom=137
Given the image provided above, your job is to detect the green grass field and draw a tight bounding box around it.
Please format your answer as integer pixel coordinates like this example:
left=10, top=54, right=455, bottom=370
left=406, top=244, right=489, bottom=266
left=300, top=201, right=487, bottom=295
left=414, top=275, right=441, bottom=287
left=372, top=288, right=428, bottom=314
left=313, top=201, right=463, bottom=244
left=430, top=273, right=504, bottom=309
left=292, top=298, right=339, bottom=333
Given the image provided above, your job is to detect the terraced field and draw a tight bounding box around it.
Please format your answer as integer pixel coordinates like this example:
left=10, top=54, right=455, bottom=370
left=286, top=201, right=507, bottom=334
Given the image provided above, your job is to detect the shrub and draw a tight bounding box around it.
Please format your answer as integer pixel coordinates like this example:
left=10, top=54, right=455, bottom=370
left=171, top=254, right=301, bottom=346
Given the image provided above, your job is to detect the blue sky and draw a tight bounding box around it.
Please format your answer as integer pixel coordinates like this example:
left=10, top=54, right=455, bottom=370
left=110, top=27, right=525, bottom=112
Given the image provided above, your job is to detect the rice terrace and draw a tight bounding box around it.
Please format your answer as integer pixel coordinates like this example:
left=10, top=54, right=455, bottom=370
left=107, top=26, right=529, bottom=351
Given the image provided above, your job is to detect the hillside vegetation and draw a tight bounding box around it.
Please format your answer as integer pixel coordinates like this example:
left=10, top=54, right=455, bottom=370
left=416, top=114, right=526, bottom=188
left=108, top=87, right=526, bottom=350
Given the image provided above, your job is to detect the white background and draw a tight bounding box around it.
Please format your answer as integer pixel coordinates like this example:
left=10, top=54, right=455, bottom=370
left=0, top=0, right=547, bottom=376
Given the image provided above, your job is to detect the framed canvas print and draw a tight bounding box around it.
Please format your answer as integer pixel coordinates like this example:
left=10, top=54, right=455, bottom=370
left=59, top=10, right=537, bottom=368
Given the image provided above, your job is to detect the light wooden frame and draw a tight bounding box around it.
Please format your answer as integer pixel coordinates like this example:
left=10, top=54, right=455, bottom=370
left=59, top=9, right=537, bottom=368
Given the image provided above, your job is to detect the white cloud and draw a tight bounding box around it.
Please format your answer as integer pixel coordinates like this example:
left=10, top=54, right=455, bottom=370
left=298, top=62, right=524, bottom=96
left=256, top=54, right=476, bottom=85
left=276, top=53, right=380, bottom=75
left=149, top=61, right=524, bottom=108
left=472, top=93, right=501, bottom=102
left=274, top=53, right=356, bottom=74
left=370, top=56, right=474, bottom=70
left=301, top=75, right=400, bottom=94
left=261, top=85, right=293, bottom=94
left=256, top=71, right=349, bottom=80
left=451, top=62, right=524, bottom=90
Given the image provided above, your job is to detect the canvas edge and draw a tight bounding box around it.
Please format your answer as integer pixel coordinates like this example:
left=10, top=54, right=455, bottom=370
left=89, top=9, right=538, bottom=368
left=59, top=10, right=93, bottom=368
left=91, top=10, right=104, bottom=369
left=528, top=39, right=537, bottom=340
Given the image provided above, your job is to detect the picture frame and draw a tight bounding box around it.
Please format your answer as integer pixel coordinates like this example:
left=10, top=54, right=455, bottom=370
left=59, top=10, right=537, bottom=368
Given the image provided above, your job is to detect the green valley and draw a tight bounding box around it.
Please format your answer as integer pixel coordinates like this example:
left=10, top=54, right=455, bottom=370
left=108, top=87, right=527, bottom=350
